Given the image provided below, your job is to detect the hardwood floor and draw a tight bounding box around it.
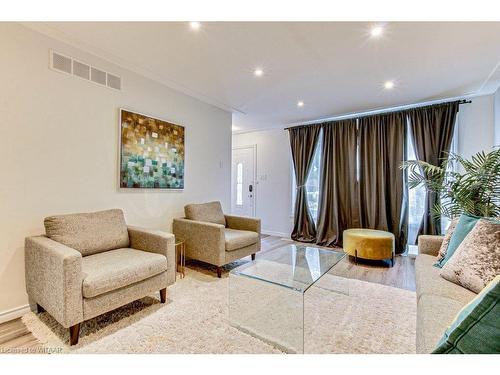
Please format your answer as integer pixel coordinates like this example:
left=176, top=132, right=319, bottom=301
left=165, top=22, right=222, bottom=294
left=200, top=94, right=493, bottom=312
left=260, top=235, right=416, bottom=292
left=0, top=315, right=42, bottom=353
left=0, top=235, right=416, bottom=352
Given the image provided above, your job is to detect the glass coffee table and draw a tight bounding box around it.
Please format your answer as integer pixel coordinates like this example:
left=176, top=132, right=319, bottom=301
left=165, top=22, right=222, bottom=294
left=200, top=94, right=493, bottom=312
left=229, top=243, right=348, bottom=353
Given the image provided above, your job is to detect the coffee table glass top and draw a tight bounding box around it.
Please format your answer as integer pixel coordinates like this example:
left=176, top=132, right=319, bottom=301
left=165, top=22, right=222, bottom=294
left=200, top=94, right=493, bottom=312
left=231, top=244, right=346, bottom=292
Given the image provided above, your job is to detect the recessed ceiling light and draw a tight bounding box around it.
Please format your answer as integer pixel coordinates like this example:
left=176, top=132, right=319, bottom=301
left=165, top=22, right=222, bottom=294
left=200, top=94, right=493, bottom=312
left=254, top=69, right=263, bottom=77
left=232, top=125, right=240, bottom=131
left=297, top=101, right=304, bottom=107
left=384, top=81, right=395, bottom=89
left=370, top=25, right=384, bottom=37
left=190, top=22, right=201, bottom=30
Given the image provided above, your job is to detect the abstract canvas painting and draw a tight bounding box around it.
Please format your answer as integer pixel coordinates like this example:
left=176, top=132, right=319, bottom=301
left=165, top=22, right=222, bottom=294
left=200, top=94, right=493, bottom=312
left=119, top=109, right=185, bottom=189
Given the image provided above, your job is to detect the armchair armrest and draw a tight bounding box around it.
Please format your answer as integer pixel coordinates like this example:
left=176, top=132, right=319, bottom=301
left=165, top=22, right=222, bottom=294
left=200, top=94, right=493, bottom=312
left=172, top=218, right=225, bottom=266
left=25, top=236, right=83, bottom=328
left=225, top=215, right=261, bottom=234
left=417, top=235, right=444, bottom=257
left=128, top=226, right=176, bottom=285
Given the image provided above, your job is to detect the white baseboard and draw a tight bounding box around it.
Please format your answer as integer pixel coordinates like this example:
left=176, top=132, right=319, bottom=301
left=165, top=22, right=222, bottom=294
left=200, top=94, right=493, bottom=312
left=0, top=304, right=31, bottom=324
left=261, top=229, right=291, bottom=239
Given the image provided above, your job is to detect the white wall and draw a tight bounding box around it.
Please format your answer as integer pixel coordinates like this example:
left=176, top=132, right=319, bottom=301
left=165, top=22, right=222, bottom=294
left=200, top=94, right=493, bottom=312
left=456, top=94, right=496, bottom=159
left=232, top=129, right=293, bottom=236
left=494, top=87, right=500, bottom=146
left=0, top=23, right=232, bottom=318
left=233, top=93, right=499, bottom=239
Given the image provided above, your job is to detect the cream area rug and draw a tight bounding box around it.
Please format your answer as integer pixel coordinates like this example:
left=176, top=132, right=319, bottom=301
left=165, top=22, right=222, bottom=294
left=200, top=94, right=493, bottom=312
left=22, top=269, right=416, bottom=354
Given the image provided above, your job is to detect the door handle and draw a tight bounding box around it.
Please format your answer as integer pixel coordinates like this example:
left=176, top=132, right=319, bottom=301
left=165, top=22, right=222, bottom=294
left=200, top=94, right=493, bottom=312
left=249, top=184, right=253, bottom=192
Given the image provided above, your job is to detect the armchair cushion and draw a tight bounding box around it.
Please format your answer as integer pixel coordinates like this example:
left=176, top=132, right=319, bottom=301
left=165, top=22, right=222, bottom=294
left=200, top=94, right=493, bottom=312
left=185, top=201, right=226, bottom=226
left=81, top=248, right=167, bottom=298
left=224, top=228, right=259, bottom=252
left=44, top=209, right=130, bottom=256
left=128, top=226, right=176, bottom=285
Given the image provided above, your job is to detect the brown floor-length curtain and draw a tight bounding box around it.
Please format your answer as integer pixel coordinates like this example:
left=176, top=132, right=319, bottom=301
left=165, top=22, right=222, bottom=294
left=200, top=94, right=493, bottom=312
left=408, top=101, right=460, bottom=237
left=358, top=112, right=408, bottom=253
left=288, top=125, right=321, bottom=242
left=316, top=119, right=359, bottom=247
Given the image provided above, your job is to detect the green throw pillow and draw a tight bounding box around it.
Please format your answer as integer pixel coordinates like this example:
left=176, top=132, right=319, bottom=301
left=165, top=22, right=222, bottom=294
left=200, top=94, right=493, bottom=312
left=434, top=213, right=480, bottom=268
left=432, top=276, right=500, bottom=354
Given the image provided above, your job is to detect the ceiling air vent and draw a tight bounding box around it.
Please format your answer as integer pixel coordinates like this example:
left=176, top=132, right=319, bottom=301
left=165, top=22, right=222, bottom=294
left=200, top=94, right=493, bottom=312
left=51, top=51, right=72, bottom=74
left=107, top=73, right=121, bottom=90
left=73, top=60, right=91, bottom=80
left=49, top=50, right=122, bottom=91
left=91, top=67, right=107, bottom=86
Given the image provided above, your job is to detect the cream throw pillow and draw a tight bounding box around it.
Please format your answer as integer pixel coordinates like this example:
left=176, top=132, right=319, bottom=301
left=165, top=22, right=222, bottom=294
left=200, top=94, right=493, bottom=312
left=436, top=218, right=459, bottom=263
left=440, top=219, right=500, bottom=293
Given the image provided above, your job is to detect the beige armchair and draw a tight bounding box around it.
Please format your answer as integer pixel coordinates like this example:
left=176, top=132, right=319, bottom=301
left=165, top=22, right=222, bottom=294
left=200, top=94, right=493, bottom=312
left=173, top=201, right=261, bottom=277
left=25, top=209, right=175, bottom=345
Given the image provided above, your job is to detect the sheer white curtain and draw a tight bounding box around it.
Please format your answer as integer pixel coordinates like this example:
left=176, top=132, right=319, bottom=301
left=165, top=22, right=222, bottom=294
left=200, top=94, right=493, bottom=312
left=407, top=130, right=426, bottom=245
left=407, top=117, right=458, bottom=245
left=291, top=132, right=322, bottom=223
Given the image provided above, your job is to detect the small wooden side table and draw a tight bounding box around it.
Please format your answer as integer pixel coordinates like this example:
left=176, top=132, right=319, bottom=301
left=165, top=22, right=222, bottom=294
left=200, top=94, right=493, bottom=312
left=175, top=240, right=186, bottom=279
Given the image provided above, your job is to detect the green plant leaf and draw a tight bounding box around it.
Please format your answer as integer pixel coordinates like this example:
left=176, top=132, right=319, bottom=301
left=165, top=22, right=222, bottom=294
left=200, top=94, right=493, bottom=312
left=402, top=147, right=500, bottom=219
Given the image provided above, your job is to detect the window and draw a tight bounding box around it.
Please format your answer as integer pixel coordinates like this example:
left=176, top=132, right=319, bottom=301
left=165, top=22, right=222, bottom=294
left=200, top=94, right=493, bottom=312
left=439, top=122, right=459, bottom=233
left=407, top=130, right=426, bottom=246
left=236, top=162, right=243, bottom=206
left=290, top=116, right=458, bottom=245
left=407, top=118, right=458, bottom=245
left=305, top=137, right=322, bottom=221
left=291, top=132, right=322, bottom=222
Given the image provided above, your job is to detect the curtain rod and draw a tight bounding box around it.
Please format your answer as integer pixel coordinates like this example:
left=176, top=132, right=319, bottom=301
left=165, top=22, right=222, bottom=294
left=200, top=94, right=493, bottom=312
left=284, top=99, right=471, bottom=131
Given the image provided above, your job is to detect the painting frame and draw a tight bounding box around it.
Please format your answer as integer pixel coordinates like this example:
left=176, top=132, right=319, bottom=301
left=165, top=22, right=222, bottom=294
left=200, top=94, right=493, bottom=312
left=118, top=108, right=185, bottom=190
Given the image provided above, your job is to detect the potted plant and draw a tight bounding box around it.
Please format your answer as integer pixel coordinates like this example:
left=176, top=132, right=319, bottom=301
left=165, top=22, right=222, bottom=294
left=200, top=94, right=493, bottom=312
left=401, top=148, right=500, bottom=219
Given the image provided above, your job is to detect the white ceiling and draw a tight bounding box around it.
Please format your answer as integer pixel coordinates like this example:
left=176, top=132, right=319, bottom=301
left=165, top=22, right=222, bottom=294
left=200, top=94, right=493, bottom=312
left=24, top=22, right=500, bottom=132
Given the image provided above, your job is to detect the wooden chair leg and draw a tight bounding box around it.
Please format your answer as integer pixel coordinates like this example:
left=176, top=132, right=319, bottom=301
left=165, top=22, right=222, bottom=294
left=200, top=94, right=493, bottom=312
left=217, top=266, right=222, bottom=278
left=36, top=303, right=45, bottom=313
left=251, top=253, right=256, bottom=261
left=160, top=288, right=167, bottom=303
left=69, top=323, right=80, bottom=346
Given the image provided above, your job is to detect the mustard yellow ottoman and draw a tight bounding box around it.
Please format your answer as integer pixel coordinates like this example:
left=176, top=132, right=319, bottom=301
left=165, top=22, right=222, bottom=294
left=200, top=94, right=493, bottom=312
left=343, top=229, right=395, bottom=267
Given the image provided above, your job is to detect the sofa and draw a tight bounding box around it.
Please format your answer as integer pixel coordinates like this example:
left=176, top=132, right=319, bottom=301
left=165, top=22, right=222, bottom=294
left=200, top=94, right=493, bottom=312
left=173, top=201, right=261, bottom=278
left=415, top=235, right=477, bottom=353
left=25, top=209, right=175, bottom=345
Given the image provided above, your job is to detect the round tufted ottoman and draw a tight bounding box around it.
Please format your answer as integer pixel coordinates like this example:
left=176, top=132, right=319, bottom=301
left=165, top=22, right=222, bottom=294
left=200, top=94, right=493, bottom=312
left=343, top=228, right=395, bottom=267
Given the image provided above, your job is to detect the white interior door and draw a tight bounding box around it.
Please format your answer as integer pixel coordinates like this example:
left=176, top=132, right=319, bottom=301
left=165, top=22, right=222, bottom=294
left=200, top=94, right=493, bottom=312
left=231, top=146, right=256, bottom=217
